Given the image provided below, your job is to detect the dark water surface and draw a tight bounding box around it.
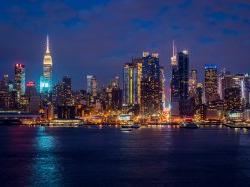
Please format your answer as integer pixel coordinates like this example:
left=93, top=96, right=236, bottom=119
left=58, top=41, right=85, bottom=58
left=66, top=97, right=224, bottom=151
left=0, top=125, right=250, bottom=186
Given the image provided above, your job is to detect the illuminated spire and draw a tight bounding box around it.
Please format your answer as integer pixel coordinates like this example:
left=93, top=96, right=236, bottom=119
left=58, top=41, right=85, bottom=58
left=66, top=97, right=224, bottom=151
left=46, top=35, right=50, bottom=53
left=171, top=40, right=177, bottom=66
left=172, top=40, right=177, bottom=56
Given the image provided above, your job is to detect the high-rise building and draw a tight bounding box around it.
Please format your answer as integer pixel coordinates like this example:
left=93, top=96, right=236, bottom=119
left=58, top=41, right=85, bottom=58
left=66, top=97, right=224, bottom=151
left=123, top=58, right=142, bottom=106
left=26, top=81, right=40, bottom=113
left=178, top=50, right=189, bottom=101
left=111, top=77, right=122, bottom=111
left=52, top=82, right=64, bottom=107
left=53, top=76, right=74, bottom=108
left=218, top=70, right=233, bottom=100
left=170, top=42, right=184, bottom=116
left=112, top=76, right=120, bottom=88
left=170, top=42, right=179, bottom=105
left=178, top=50, right=190, bottom=116
left=14, top=63, right=25, bottom=99
left=196, top=83, right=203, bottom=106
left=225, top=87, right=242, bottom=112
left=189, top=69, right=198, bottom=97
left=141, top=52, right=161, bottom=115
left=204, top=64, right=219, bottom=104
left=245, top=75, right=250, bottom=107
left=40, top=35, right=53, bottom=93
left=62, top=76, right=73, bottom=106
left=233, top=74, right=246, bottom=106
left=160, top=67, right=166, bottom=110
left=87, top=75, right=97, bottom=97
left=0, top=75, right=10, bottom=110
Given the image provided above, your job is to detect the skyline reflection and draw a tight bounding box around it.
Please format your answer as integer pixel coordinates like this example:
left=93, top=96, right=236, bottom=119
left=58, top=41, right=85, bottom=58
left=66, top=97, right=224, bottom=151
left=30, top=127, right=63, bottom=186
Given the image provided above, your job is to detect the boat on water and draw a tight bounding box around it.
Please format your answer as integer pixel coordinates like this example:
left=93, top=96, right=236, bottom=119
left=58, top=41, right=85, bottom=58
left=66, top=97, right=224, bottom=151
left=121, top=124, right=133, bottom=131
left=179, top=122, right=199, bottom=129
left=121, top=121, right=140, bottom=131
left=131, top=124, right=140, bottom=129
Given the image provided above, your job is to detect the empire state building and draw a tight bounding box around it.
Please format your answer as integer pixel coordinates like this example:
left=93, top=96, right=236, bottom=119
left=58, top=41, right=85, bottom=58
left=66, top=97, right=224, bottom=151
left=40, top=35, right=53, bottom=93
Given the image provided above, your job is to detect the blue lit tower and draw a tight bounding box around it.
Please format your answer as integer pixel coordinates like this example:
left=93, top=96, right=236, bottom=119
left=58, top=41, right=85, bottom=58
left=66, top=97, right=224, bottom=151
left=40, top=35, right=53, bottom=93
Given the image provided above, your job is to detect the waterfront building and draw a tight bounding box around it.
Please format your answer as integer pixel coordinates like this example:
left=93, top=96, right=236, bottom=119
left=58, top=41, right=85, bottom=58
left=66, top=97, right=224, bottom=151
left=170, top=42, right=190, bottom=117
left=87, top=75, right=97, bottom=106
left=196, top=83, right=203, bottom=106
left=244, top=108, right=250, bottom=122
left=189, top=69, right=198, bottom=98
left=57, top=106, right=76, bottom=119
left=178, top=50, right=190, bottom=116
left=62, top=76, right=74, bottom=106
left=0, top=75, right=10, bottom=110
left=53, top=76, right=74, bottom=108
left=218, top=70, right=233, bottom=100
left=141, top=52, right=162, bottom=115
left=204, top=64, right=219, bottom=104
left=123, top=58, right=142, bottom=106
left=110, top=77, right=122, bottom=111
left=87, top=75, right=97, bottom=97
left=233, top=74, right=246, bottom=107
left=40, top=35, right=53, bottom=93
left=170, top=42, right=180, bottom=116
left=26, top=81, right=40, bottom=113
left=14, top=63, right=25, bottom=99
left=224, top=87, right=242, bottom=112
left=160, top=67, right=166, bottom=110
left=245, top=75, right=250, bottom=107
left=219, top=71, right=248, bottom=108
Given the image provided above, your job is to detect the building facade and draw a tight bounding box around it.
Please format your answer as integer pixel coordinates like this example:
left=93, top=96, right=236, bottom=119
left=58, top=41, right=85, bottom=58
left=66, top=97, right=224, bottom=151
left=204, top=64, right=219, bottom=104
left=141, top=52, right=162, bottom=115
left=40, top=36, right=53, bottom=93
left=123, top=58, right=142, bottom=106
left=14, top=63, right=25, bottom=99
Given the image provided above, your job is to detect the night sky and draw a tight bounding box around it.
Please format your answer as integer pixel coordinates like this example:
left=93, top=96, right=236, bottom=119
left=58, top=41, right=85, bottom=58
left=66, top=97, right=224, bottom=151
left=0, top=0, right=249, bottom=89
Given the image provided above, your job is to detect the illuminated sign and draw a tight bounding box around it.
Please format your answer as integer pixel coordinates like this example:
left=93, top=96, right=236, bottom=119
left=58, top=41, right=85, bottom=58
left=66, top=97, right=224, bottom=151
left=27, top=81, right=35, bottom=87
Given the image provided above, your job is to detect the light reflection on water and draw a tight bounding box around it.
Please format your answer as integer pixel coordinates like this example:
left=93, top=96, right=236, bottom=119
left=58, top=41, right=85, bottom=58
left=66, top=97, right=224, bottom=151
left=0, top=125, right=250, bottom=186
left=30, top=126, right=63, bottom=186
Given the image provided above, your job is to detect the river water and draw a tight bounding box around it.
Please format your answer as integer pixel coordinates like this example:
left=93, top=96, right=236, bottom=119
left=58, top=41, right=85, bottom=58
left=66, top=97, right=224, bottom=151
left=0, top=125, right=250, bottom=186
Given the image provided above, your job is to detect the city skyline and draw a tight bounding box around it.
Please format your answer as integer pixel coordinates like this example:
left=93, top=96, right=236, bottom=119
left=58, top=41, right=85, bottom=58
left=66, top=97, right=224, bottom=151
left=1, top=1, right=250, bottom=186
left=0, top=0, right=249, bottom=88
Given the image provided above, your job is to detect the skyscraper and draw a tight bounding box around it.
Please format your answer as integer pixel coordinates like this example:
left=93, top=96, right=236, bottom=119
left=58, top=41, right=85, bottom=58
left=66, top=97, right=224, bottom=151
left=26, top=81, right=40, bottom=113
left=170, top=42, right=180, bottom=116
left=123, top=58, right=142, bottom=106
left=225, top=87, right=242, bottom=112
left=160, top=67, right=166, bottom=110
left=14, top=63, right=25, bottom=99
left=53, top=76, right=73, bottom=107
left=178, top=50, right=190, bottom=116
left=218, top=70, right=233, bottom=100
left=87, top=75, right=97, bottom=97
left=204, top=64, right=219, bottom=104
left=62, top=76, right=73, bottom=106
left=110, top=76, right=122, bottom=111
left=189, top=69, right=198, bottom=97
left=141, top=52, right=162, bottom=115
left=245, top=74, right=250, bottom=107
left=178, top=50, right=189, bottom=101
left=40, top=35, right=53, bottom=93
